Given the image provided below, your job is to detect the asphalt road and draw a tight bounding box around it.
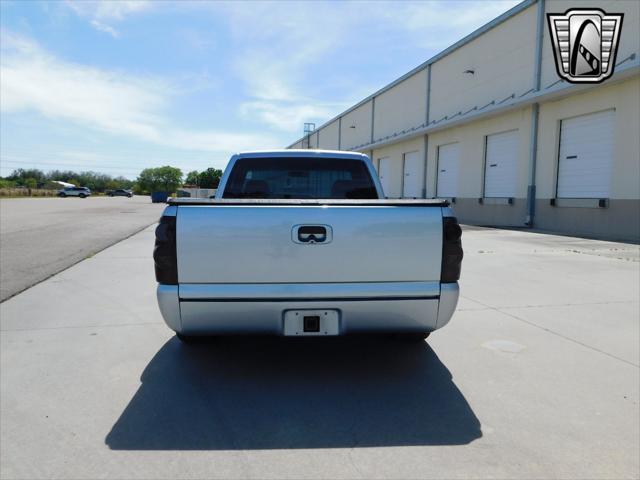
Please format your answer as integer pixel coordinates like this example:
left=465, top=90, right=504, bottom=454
left=0, top=226, right=638, bottom=479
left=0, top=196, right=164, bottom=301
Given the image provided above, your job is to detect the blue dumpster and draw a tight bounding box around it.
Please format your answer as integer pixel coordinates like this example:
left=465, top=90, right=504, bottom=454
left=151, top=191, right=170, bottom=203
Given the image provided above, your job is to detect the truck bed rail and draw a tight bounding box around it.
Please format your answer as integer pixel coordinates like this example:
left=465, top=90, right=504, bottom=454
left=167, top=198, right=449, bottom=207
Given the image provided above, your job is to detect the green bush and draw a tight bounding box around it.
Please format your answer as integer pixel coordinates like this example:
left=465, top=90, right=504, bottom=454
left=183, top=168, right=222, bottom=188
left=136, top=166, right=183, bottom=194
left=4, top=168, right=135, bottom=193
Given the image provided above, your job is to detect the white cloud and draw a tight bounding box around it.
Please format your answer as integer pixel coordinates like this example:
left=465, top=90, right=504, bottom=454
left=240, top=101, right=346, bottom=133
left=57, top=1, right=521, bottom=134
left=376, top=1, right=518, bottom=30
left=65, top=0, right=153, bottom=36
left=374, top=1, right=521, bottom=49
left=3, top=1, right=522, bottom=146
left=89, top=20, right=120, bottom=38
left=210, top=1, right=518, bottom=133
left=0, top=31, right=278, bottom=154
left=207, top=2, right=357, bottom=133
left=65, top=0, right=152, bottom=21
left=178, top=28, right=216, bottom=52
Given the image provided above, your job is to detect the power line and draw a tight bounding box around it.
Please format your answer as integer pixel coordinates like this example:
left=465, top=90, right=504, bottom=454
left=0, top=147, right=226, bottom=163
left=2, top=157, right=145, bottom=167
left=0, top=159, right=220, bottom=173
left=0, top=160, right=143, bottom=173
left=0, top=150, right=216, bottom=165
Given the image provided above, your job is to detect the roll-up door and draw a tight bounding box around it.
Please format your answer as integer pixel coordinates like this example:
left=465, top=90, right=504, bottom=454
left=484, top=130, right=519, bottom=198
left=378, top=157, right=392, bottom=198
left=557, top=110, right=614, bottom=198
left=402, top=151, right=422, bottom=198
left=436, top=143, right=459, bottom=198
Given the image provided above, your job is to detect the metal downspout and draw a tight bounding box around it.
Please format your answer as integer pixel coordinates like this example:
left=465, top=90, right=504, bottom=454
left=526, top=0, right=545, bottom=226
left=371, top=97, right=376, bottom=145
left=424, top=64, right=432, bottom=198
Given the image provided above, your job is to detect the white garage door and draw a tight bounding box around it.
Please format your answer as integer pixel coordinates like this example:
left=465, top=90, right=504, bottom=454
left=378, top=157, right=392, bottom=198
left=436, top=143, right=459, bottom=198
left=484, top=130, right=519, bottom=198
left=557, top=109, right=615, bottom=198
left=402, top=151, right=422, bottom=198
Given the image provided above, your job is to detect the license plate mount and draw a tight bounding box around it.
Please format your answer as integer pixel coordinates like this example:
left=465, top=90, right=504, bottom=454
left=283, top=309, right=340, bottom=336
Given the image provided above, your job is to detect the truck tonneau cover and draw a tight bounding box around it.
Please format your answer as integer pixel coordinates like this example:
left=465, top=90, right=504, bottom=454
left=167, top=198, right=449, bottom=207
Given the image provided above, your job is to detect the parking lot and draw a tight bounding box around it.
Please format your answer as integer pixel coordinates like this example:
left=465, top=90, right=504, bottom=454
left=0, top=196, right=164, bottom=301
left=0, top=219, right=638, bottom=479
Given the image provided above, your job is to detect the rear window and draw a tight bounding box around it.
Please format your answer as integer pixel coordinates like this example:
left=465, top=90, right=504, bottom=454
left=222, top=157, right=377, bottom=199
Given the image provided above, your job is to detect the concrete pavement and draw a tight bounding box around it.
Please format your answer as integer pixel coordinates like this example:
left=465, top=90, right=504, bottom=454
left=0, top=196, right=164, bottom=301
left=0, top=226, right=638, bottom=479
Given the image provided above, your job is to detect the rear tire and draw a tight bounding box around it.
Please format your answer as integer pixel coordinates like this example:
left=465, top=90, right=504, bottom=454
left=59, top=193, right=66, bottom=197
left=176, top=332, right=200, bottom=344
left=394, top=332, right=430, bottom=341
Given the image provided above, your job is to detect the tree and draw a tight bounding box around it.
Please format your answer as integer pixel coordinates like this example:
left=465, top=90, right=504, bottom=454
left=198, top=168, right=223, bottom=188
left=8, top=169, right=46, bottom=185
left=136, top=169, right=157, bottom=193
left=105, top=180, right=120, bottom=191
left=1, top=168, right=135, bottom=193
left=185, top=170, right=200, bottom=186
left=23, top=178, right=37, bottom=189
left=136, top=166, right=183, bottom=193
left=113, top=176, right=135, bottom=190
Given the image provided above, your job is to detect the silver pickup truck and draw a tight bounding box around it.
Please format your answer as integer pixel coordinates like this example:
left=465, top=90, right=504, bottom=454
left=155, top=150, right=463, bottom=342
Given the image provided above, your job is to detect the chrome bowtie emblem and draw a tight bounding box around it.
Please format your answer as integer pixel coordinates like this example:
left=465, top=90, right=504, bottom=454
left=547, top=8, right=623, bottom=84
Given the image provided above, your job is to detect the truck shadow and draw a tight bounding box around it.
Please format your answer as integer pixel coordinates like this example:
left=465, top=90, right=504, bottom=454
left=106, top=336, right=481, bottom=450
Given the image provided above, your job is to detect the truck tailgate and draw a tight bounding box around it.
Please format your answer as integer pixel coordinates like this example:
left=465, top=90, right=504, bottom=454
left=176, top=205, right=442, bottom=284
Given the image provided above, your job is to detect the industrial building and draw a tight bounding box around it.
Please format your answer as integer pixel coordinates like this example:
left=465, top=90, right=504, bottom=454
left=288, top=0, right=640, bottom=241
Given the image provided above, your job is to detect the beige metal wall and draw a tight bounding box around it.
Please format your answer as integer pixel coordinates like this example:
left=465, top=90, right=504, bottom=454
left=372, top=137, right=425, bottom=198
left=360, top=76, right=639, bottom=237
left=533, top=77, right=640, bottom=239
left=537, top=78, right=639, bottom=200
left=287, top=0, right=639, bottom=239
left=374, top=69, right=427, bottom=141
left=423, top=107, right=533, bottom=226
left=340, top=101, right=373, bottom=150
left=318, top=121, right=339, bottom=150
left=429, top=5, right=537, bottom=123
left=426, top=107, right=532, bottom=199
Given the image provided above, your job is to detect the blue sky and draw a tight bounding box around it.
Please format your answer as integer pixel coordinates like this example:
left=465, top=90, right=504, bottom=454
left=0, top=0, right=519, bottom=179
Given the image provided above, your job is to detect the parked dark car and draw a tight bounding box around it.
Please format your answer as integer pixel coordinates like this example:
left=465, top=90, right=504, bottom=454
left=108, top=189, right=133, bottom=198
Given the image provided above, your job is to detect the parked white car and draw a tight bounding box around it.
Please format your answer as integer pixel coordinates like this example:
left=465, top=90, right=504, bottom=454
left=58, top=187, right=91, bottom=198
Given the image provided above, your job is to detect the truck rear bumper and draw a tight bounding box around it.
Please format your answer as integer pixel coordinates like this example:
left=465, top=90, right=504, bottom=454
left=157, top=282, right=459, bottom=335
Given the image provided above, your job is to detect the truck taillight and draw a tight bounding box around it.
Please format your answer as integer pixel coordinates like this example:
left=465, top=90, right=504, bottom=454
left=441, top=216, right=463, bottom=283
left=154, top=216, right=177, bottom=284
